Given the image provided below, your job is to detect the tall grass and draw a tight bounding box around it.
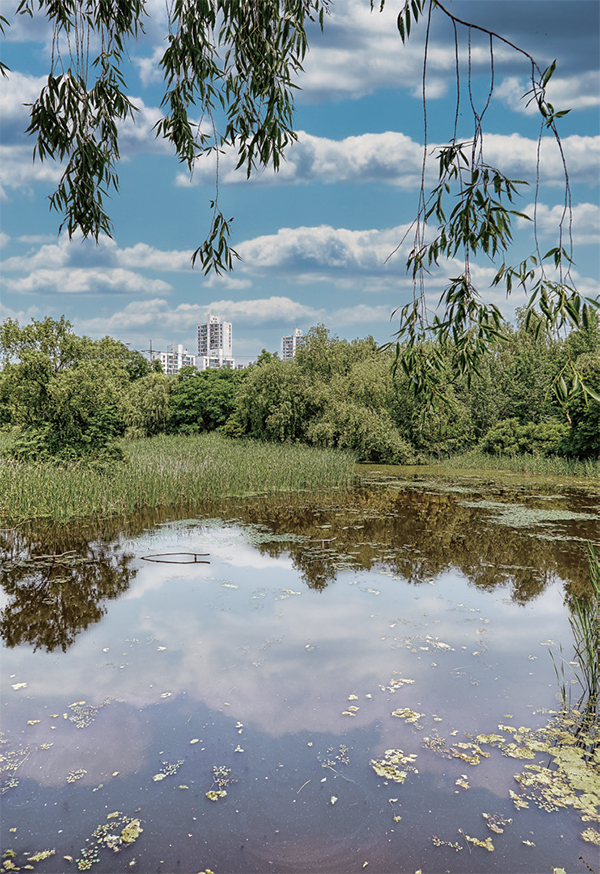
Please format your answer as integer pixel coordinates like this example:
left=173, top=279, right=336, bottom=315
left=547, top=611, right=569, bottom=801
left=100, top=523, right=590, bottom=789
left=552, top=544, right=600, bottom=724
left=437, top=448, right=600, bottom=479
left=0, top=433, right=355, bottom=524
left=569, top=544, right=600, bottom=713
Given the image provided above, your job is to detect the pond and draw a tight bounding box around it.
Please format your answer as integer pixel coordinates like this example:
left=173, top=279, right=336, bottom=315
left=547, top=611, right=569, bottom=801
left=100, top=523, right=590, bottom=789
left=1, top=467, right=599, bottom=874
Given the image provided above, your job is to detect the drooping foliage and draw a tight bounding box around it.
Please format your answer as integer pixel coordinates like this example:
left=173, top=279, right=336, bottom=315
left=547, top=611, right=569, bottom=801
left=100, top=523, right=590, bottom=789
left=4, top=0, right=328, bottom=272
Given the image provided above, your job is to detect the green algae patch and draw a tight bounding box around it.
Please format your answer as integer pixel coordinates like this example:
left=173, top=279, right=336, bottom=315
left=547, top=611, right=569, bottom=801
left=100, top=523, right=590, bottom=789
left=27, top=850, right=56, bottom=862
left=391, top=707, right=425, bottom=726
left=422, top=736, right=489, bottom=765
left=121, top=820, right=143, bottom=843
left=510, top=713, right=600, bottom=821
left=76, top=812, right=143, bottom=870
left=464, top=834, right=494, bottom=851
left=457, top=500, right=599, bottom=531
left=371, top=749, right=418, bottom=783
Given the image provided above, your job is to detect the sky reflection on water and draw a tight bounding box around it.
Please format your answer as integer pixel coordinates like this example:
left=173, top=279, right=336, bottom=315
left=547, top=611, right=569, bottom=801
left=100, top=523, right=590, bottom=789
left=1, top=473, right=598, bottom=873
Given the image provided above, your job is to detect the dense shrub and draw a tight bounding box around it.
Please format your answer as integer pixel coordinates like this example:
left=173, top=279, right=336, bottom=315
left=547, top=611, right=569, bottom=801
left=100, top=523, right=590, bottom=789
left=480, top=418, right=569, bottom=457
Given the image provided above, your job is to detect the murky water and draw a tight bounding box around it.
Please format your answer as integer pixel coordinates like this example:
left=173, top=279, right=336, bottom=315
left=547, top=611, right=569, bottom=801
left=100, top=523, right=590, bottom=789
left=2, top=468, right=599, bottom=873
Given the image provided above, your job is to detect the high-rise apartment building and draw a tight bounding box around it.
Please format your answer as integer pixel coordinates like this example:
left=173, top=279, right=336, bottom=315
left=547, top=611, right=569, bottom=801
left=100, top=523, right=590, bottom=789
left=159, top=344, right=196, bottom=375
left=197, top=314, right=235, bottom=370
left=281, top=328, right=303, bottom=360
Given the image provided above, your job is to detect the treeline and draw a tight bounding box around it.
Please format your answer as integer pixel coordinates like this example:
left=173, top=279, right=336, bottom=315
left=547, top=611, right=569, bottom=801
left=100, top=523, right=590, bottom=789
left=0, top=315, right=598, bottom=463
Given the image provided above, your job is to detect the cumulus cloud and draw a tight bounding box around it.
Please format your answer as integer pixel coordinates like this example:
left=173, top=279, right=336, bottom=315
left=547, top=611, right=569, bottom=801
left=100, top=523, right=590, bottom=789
left=517, top=202, right=600, bottom=246
left=234, top=223, right=413, bottom=278
left=178, top=130, right=600, bottom=191
left=77, top=295, right=323, bottom=339
left=1, top=234, right=195, bottom=275
left=3, top=268, right=172, bottom=296
left=496, top=72, right=600, bottom=115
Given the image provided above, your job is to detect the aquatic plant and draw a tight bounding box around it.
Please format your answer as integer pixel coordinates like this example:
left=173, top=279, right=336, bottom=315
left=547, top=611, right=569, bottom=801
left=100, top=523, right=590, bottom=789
left=569, top=544, right=600, bottom=714
left=436, top=448, right=600, bottom=479
left=552, top=543, right=599, bottom=726
left=0, top=433, right=355, bottom=524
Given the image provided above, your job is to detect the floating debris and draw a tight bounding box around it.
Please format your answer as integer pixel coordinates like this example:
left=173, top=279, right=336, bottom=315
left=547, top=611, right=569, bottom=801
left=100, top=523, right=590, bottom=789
left=431, top=836, right=462, bottom=851
left=69, top=698, right=111, bottom=729
left=371, top=749, right=418, bottom=784
left=67, top=769, right=87, bottom=783
left=391, top=708, right=424, bottom=726
left=422, top=736, right=488, bottom=765
left=380, top=676, right=415, bottom=693
left=455, top=776, right=470, bottom=790
left=510, top=712, right=600, bottom=819
left=76, top=811, right=143, bottom=870
left=11, top=683, right=27, bottom=691
left=509, top=789, right=529, bottom=809
left=482, top=813, right=512, bottom=834
left=152, top=760, right=184, bottom=783
left=581, top=827, right=600, bottom=845
left=142, top=552, right=210, bottom=564
left=206, top=790, right=227, bottom=801
left=464, top=834, right=494, bottom=851
left=27, top=850, right=56, bottom=862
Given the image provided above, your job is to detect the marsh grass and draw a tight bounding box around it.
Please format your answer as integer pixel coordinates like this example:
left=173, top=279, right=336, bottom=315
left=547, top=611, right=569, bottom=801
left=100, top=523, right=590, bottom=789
left=0, top=433, right=355, bottom=524
left=438, top=448, right=600, bottom=479
left=552, top=544, right=600, bottom=724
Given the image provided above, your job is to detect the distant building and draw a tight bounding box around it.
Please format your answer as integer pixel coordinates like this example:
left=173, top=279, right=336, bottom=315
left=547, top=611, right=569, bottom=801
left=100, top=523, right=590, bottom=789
left=197, top=314, right=236, bottom=370
left=281, top=328, right=303, bottom=360
left=159, top=344, right=196, bottom=375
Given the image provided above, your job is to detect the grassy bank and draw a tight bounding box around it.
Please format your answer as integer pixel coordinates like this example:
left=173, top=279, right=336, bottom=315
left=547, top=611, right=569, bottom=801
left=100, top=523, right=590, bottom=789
left=0, top=433, right=355, bottom=524
left=433, top=448, right=600, bottom=479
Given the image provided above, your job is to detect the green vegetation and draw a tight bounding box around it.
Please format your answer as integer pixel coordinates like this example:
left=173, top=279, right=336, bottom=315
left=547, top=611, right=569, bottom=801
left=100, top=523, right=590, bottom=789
left=439, top=449, right=600, bottom=480
left=0, top=432, right=354, bottom=524
left=1, top=315, right=599, bottom=527
left=567, top=544, right=600, bottom=715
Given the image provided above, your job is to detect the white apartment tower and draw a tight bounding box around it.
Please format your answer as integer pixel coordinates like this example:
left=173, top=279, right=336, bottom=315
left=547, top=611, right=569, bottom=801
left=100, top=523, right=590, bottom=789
left=281, top=328, right=303, bottom=360
left=159, top=344, right=196, bottom=375
left=197, top=314, right=235, bottom=370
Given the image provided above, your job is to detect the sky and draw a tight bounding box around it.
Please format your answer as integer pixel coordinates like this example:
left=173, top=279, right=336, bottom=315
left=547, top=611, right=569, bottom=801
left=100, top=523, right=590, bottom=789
left=0, top=0, right=599, bottom=365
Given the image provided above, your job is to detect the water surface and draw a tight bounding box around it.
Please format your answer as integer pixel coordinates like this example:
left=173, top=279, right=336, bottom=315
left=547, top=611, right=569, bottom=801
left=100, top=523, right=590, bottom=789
left=2, top=469, right=599, bottom=873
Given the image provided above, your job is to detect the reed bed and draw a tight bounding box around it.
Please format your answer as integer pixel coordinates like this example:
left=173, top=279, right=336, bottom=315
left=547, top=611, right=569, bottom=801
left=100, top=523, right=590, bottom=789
left=437, top=448, right=600, bottom=479
left=0, top=433, right=355, bottom=524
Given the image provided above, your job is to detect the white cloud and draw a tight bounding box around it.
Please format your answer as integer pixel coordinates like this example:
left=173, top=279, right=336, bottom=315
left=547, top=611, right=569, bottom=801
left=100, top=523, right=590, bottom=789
left=333, top=304, right=396, bottom=326
left=0, top=145, right=63, bottom=198
left=2, top=234, right=194, bottom=278
left=235, top=223, right=413, bottom=275
left=0, top=300, right=43, bottom=323
left=3, top=268, right=172, bottom=296
left=178, top=130, right=600, bottom=190
left=496, top=72, right=600, bottom=115
left=517, top=202, right=600, bottom=246
left=75, top=295, right=323, bottom=344
left=0, top=231, right=9, bottom=248
left=204, top=296, right=322, bottom=325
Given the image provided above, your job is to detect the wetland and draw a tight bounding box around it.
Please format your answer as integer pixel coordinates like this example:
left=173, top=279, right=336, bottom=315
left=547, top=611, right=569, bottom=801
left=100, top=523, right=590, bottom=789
left=1, top=466, right=599, bottom=874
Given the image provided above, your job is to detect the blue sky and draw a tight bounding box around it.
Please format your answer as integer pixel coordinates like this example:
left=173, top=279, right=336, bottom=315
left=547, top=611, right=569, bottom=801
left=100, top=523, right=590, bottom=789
left=1, top=0, right=598, bottom=364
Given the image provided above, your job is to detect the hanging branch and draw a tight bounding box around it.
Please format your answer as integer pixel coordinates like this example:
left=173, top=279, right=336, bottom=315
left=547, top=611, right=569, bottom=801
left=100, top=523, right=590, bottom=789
left=382, top=0, right=599, bottom=408
left=7, top=0, right=330, bottom=273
